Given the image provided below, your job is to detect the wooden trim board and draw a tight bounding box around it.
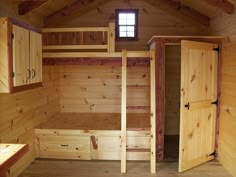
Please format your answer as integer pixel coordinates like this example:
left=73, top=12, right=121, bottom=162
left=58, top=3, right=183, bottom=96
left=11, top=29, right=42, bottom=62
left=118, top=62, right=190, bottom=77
left=121, top=49, right=127, bottom=173
left=43, top=51, right=150, bottom=58
left=0, top=144, right=29, bottom=175
left=150, top=50, right=156, bottom=173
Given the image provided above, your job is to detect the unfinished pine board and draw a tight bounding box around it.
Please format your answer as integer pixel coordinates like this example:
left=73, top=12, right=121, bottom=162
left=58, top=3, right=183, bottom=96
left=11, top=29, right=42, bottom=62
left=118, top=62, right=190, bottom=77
left=210, top=11, right=236, bottom=177
left=12, top=24, right=30, bottom=87
left=179, top=40, right=218, bottom=172
left=121, top=50, right=127, bottom=173
left=165, top=46, right=181, bottom=135
left=19, top=159, right=233, bottom=177
left=150, top=49, right=156, bottom=173
left=43, top=51, right=150, bottom=58
left=30, top=30, right=42, bottom=84
left=35, top=112, right=150, bottom=161
left=0, top=144, right=28, bottom=175
left=38, top=135, right=91, bottom=160
left=58, top=65, right=150, bottom=113
left=108, top=22, right=115, bottom=52
left=37, top=113, right=150, bottom=130
left=0, top=18, right=9, bottom=93
left=36, top=131, right=150, bottom=161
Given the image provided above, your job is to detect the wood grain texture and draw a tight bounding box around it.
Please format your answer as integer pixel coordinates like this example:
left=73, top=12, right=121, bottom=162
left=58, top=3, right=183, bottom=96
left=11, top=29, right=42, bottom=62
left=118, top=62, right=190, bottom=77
left=155, top=41, right=165, bottom=160
left=0, top=18, right=10, bottom=93
left=203, top=0, right=235, bottom=14
left=0, top=1, right=43, bottom=28
left=36, top=113, right=150, bottom=130
left=121, top=49, right=127, bottom=173
left=18, top=0, right=49, bottom=15
left=12, top=24, right=30, bottom=87
left=30, top=30, right=42, bottom=84
left=0, top=144, right=28, bottom=174
left=150, top=49, right=156, bottom=173
left=179, top=40, right=218, bottom=172
left=58, top=65, right=150, bottom=113
left=210, top=6, right=236, bottom=176
left=147, top=0, right=210, bottom=26
left=19, top=160, right=233, bottom=177
left=0, top=66, right=60, bottom=177
left=44, top=0, right=96, bottom=26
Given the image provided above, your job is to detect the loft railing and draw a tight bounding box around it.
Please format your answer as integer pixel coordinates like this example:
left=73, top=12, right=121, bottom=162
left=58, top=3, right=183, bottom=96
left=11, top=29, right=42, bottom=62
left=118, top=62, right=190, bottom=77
left=42, top=22, right=115, bottom=52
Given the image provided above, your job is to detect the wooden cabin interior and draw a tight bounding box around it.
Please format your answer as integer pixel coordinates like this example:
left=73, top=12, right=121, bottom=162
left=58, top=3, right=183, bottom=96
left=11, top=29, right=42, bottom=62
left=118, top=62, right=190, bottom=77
left=0, top=0, right=236, bottom=177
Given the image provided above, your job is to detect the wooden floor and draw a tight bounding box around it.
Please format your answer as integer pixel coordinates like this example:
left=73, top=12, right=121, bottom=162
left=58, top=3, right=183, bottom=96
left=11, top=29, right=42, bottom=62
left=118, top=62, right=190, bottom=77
left=19, top=159, right=232, bottom=177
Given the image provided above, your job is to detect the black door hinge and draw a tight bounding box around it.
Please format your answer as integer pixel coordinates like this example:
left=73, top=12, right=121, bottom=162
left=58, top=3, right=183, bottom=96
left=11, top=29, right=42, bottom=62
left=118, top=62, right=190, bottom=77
left=213, top=47, right=219, bottom=52
left=12, top=72, right=15, bottom=78
left=11, top=33, right=14, bottom=39
left=209, top=151, right=216, bottom=157
left=211, top=99, right=218, bottom=106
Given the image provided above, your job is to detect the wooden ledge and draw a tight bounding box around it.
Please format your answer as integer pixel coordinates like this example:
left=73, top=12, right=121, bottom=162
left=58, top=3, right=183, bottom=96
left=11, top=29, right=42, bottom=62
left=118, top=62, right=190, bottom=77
left=43, top=51, right=150, bottom=58
left=0, top=144, right=29, bottom=175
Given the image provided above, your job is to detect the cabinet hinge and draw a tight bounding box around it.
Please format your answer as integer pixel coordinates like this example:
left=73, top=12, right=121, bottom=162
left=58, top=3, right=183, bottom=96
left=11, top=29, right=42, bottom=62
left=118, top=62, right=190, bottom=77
left=11, top=33, right=14, bottom=39
left=209, top=151, right=216, bottom=157
left=211, top=99, right=218, bottom=106
left=213, top=47, right=219, bottom=52
left=12, top=72, right=15, bottom=78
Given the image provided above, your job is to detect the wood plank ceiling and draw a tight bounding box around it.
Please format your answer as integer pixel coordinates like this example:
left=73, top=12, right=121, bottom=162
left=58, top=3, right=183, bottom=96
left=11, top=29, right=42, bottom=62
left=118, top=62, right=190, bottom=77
left=17, top=0, right=235, bottom=27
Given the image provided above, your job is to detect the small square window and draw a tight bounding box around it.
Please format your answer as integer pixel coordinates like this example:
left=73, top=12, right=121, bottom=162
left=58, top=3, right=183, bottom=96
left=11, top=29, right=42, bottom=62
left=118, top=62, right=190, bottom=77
left=115, top=9, right=138, bottom=41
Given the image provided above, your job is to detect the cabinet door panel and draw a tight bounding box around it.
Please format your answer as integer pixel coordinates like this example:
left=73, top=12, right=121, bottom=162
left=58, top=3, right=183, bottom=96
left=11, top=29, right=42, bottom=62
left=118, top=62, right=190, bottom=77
left=30, top=31, right=42, bottom=83
left=12, top=25, right=30, bottom=87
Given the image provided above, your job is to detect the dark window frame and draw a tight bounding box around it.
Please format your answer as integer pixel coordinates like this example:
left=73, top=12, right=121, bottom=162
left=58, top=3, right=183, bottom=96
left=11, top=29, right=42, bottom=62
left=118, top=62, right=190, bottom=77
left=115, top=9, right=139, bottom=41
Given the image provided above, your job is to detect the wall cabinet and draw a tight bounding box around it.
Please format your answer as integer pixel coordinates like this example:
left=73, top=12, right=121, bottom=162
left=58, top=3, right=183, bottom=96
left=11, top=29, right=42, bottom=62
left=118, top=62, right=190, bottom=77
left=0, top=17, right=42, bottom=93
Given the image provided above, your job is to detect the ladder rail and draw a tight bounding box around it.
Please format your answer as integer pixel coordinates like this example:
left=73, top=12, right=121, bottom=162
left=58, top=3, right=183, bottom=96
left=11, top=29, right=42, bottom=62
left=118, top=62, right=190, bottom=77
left=121, top=49, right=127, bottom=173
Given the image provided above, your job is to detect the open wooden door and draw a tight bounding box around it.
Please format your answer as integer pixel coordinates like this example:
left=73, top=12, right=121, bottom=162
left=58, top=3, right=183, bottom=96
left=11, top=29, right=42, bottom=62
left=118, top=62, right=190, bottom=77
left=179, top=40, right=218, bottom=172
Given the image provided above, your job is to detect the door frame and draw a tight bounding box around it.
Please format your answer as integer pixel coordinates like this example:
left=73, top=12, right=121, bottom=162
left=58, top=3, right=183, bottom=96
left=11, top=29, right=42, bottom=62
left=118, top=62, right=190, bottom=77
left=147, top=36, right=222, bottom=160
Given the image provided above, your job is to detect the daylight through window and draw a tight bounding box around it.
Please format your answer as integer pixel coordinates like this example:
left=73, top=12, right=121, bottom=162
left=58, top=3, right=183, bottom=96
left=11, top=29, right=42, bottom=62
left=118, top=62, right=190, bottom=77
left=116, top=9, right=138, bottom=40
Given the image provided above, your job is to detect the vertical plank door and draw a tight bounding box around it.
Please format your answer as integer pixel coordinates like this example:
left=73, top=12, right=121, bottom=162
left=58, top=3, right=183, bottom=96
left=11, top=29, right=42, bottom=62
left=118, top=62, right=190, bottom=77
left=12, top=24, right=30, bottom=86
left=179, top=40, right=218, bottom=172
left=30, top=30, right=42, bottom=83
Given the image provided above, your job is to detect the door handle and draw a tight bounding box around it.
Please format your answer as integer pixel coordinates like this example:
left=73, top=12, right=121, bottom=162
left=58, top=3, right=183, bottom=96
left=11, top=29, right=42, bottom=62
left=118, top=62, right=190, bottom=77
left=27, top=69, right=31, bottom=80
left=184, top=103, right=190, bottom=110
left=32, top=69, right=36, bottom=79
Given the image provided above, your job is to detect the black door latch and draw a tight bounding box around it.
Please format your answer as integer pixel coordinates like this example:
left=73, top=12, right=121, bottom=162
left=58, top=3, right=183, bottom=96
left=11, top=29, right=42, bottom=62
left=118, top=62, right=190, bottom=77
left=184, top=103, right=190, bottom=110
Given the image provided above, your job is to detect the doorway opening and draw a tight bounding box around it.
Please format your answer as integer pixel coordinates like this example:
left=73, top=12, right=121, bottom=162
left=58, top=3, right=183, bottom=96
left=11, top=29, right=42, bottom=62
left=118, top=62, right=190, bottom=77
left=164, top=45, right=181, bottom=161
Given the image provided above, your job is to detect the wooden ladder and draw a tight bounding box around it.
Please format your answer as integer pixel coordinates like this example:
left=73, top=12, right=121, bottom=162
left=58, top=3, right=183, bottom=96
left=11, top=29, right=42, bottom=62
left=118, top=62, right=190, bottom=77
left=120, top=49, right=156, bottom=173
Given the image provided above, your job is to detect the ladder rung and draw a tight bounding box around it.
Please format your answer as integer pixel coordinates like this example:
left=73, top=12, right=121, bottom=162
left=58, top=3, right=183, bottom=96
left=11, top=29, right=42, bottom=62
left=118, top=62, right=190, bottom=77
left=127, top=148, right=150, bottom=152
left=126, top=106, right=150, bottom=110
left=127, top=128, right=150, bottom=131
left=127, top=85, right=150, bottom=88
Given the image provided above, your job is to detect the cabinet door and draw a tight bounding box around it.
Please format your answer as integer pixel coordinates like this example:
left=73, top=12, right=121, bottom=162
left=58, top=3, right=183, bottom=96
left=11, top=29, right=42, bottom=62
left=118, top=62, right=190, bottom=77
left=12, top=25, right=30, bottom=87
left=30, top=30, right=42, bottom=84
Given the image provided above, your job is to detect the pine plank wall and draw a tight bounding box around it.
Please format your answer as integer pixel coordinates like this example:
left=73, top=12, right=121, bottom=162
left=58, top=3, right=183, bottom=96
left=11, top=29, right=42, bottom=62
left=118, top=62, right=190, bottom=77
left=210, top=4, right=236, bottom=176
left=0, top=66, right=60, bottom=176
